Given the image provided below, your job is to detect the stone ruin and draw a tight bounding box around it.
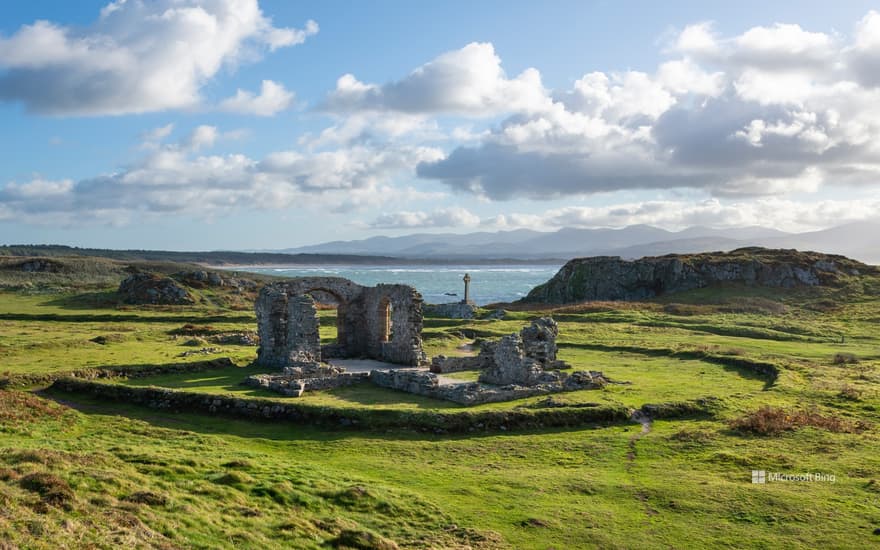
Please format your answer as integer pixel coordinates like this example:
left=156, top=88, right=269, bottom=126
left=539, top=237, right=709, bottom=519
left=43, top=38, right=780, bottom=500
left=255, top=277, right=426, bottom=367
left=247, top=278, right=605, bottom=405
left=246, top=277, right=426, bottom=395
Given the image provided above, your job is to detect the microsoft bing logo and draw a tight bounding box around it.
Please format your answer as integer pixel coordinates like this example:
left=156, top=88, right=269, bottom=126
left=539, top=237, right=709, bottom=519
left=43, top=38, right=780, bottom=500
left=752, top=470, right=766, bottom=484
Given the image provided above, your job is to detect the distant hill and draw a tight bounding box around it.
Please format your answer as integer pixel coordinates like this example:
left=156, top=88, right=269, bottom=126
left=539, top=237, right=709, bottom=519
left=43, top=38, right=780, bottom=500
left=280, top=222, right=880, bottom=264
left=0, top=245, right=540, bottom=266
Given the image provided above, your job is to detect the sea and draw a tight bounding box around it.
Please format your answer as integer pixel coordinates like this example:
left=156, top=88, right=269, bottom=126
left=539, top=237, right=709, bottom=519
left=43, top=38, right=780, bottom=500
left=231, top=264, right=562, bottom=306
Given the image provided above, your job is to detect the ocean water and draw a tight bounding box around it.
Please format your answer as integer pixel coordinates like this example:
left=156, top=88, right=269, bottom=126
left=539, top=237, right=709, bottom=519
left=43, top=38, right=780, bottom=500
left=231, top=265, right=562, bottom=305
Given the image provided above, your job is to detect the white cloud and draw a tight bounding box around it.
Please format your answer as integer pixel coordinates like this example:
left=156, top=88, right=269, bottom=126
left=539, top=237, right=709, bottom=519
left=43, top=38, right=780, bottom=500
left=482, top=197, right=880, bottom=233
left=416, top=11, right=880, bottom=200
left=185, top=125, right=219, bottom=152
left=0, top=0, right=316, bottom=115
left=142, top=123, right=175, bottom=144
left=220, top=79, right=294, bottom=116
left=323, top=42, right=548, bottom=116
left=368, top=207, right=480, bottom=229
left=0, top=128, right=442, bottom=224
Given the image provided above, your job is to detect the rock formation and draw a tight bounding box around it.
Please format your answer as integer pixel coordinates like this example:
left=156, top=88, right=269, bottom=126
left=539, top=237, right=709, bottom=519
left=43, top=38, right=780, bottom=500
left=118, top=273, right=194, bottom=305
left=522, top=247, right=872, bottom=304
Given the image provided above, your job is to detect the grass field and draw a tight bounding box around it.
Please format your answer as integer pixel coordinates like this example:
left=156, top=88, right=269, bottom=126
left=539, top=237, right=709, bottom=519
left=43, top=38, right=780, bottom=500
left=1, top=268, right=879, bottom=548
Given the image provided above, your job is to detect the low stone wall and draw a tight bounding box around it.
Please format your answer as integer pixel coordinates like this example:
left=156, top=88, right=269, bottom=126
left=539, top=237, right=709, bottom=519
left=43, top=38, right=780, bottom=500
left=424, top=303, right=477, bottom=319
left=48, top=377, right=635, bottom=433
left=244, top=372, right=369, bottom=397
left=429, top=355, right=484, bottom=373
left=370, top=368, right=606, bottom=406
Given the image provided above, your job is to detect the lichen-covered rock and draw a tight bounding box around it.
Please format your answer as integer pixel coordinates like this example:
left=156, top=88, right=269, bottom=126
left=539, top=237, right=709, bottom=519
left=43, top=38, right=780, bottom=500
left=173, top=270, right=257, bottom=290
left=118, top=273, right=194, bottom=305
left=522, top=247, right=872, bottom=304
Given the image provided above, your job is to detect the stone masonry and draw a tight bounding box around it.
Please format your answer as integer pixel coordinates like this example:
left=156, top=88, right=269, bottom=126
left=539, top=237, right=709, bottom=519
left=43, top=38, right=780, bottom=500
left=255, top=277, right=426, bottom=368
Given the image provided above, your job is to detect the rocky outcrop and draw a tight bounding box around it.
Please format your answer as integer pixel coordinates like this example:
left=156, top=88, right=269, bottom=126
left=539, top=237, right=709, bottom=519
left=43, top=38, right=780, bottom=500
left=522, top=247, right=872, bottom=304
left=173, top=270, right=257, bottom=290
left=118, top=273, right=194, bottom=305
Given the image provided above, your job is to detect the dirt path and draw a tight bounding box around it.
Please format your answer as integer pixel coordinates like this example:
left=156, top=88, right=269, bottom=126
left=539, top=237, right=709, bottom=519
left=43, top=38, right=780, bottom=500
left=626, top=409, right=659, bottom=517
left=625, top=409, right=652, bottom=469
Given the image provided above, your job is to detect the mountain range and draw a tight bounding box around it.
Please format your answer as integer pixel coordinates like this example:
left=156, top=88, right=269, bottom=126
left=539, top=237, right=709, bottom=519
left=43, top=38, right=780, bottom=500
left=281, top=221, right=880, bottom=264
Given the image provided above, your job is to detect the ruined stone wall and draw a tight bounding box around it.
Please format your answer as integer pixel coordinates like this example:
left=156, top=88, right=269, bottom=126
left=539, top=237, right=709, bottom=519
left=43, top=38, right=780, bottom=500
left=370, top=368, right=605, bottom=406
left=285, top=295, right=321, bottom=364
left=423, top=302, right=477, bottom=319
left=430, top=355, right=484, bottom=373
left=255, top=277, right=425, bottom=368
left=255, top=284, right=291, bottom=368
left=364, top=284, right=426, bottom=366
left=478, top=317, right=570, bottom=386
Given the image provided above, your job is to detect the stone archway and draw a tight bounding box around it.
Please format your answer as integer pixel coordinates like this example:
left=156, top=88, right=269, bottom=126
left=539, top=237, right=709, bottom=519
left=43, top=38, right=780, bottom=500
left=255, top=277, right=426, bottom=368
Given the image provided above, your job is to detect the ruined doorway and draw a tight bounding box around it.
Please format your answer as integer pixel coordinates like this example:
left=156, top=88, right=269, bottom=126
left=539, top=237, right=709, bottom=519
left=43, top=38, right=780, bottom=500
left=306, top=289, right=346, bottom=350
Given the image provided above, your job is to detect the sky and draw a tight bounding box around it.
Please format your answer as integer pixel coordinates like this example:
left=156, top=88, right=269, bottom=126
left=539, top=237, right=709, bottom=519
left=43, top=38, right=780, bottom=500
left=1, top=0, right=879, bottom=250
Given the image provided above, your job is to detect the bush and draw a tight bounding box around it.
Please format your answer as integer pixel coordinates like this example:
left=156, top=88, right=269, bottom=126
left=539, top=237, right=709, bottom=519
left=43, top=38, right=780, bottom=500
left=832, top=353, right=859, bottom=365
left=19, top=472, right=74, bottom=508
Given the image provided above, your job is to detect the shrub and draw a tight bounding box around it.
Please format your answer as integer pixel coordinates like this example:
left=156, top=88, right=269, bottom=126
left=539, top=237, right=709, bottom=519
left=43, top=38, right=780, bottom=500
left=19, top=472, right=74, bottom=508
left=832, top=353, right=859, bottom=365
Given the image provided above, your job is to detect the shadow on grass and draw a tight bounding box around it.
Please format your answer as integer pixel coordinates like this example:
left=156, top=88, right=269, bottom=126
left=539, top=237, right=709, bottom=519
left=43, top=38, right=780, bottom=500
left=44, top=387, right=617, bottom=443
left=120, top=363, right=275, bottom=397
left=45, top=291, right=121, bottom=310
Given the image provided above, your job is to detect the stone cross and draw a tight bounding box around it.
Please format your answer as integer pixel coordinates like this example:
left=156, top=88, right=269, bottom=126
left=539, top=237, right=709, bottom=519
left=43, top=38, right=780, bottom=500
left=462, top=273, right=472, bottom=304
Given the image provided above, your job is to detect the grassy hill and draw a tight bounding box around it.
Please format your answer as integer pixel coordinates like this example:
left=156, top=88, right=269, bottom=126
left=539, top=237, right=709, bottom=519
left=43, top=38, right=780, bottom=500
left=0, top=253, right=878, bottom=547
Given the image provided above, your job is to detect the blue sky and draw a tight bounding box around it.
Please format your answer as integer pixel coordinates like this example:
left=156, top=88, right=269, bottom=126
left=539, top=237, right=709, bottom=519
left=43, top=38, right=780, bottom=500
left=1, top=0, right=879, bottom=250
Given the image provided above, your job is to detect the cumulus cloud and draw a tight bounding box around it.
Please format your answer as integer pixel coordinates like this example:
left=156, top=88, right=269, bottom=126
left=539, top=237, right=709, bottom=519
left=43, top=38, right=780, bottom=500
left=220, top=79, right=294, bottom=116
left=0, top=0, right=316, bottom=115
left=408, top=13, right=880, bottom=200
left=323, top=42, right=548, bottom=116
left=368, top=207, right=480, bottom=229
left=0, top=129, right=442, bottom=224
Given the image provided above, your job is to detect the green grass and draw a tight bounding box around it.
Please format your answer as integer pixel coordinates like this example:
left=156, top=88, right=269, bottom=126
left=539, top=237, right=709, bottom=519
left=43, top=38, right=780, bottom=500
left=1, top=269, right=879, bottom=548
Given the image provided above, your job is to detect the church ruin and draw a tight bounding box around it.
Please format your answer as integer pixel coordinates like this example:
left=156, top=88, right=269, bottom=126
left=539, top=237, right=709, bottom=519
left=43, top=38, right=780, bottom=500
left=255, top=277, right=426, bottom=368
left=250, top=277, right=605, bottom=405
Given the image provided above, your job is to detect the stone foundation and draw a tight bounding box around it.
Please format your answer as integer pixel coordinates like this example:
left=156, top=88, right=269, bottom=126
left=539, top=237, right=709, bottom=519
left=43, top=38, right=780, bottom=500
left=370, top=369, right=606, bottom=406
left=244, top=372, right=369, bottom=397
